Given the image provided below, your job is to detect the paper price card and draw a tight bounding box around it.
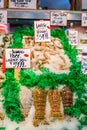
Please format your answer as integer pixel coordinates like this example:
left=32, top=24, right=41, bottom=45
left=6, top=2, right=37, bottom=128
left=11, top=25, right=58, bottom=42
left=6, top=49, right=31, bottom=68
left=82, top=54, right=87, bottom=75
left=0, top=10, right=7, bottom=24
left=50, top=11, right=67, bottom=26
left=68, top=30, right=78, bottom=46
left=34, top=20, right=51, bottom=42
left=0, top=0, right=4, bottom=8
left=9, top=0, right=37, bottom=9
left=82, top=13, right=87, bottom=27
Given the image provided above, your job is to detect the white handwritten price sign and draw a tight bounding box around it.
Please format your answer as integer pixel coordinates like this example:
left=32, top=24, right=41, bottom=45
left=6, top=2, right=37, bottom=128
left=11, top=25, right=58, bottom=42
left=0, top=0, right=4, bottom=8
left=0, top=10, right=7, bottom=24
left=9, top=0, right=37, bottom=9
left=50, top=11, right=68, bottom=26
left=82, top=53, right=87, bottom=75
left=82, top=13, right=87, bottom=27
left=6, top=49, right=31, bottom=68
left=68, top=30, right=78, bottom=46
left=34, top=20, right=51, bottom=42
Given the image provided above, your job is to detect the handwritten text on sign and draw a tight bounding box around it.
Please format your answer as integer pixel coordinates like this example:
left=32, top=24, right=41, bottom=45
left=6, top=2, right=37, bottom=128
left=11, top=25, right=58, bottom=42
left=50, top=12, right=67, bottom=26
left=68, top=30, right=78, bottom=46
left=6, top=49, right=30, bottom=68
left=0, top=0, right=4, bottom=8
left=0, top=10, right=7, bottom=24
left=82, top=13, right=87, bottom=26
left=9, top=0, right=37, bottom=9
left=34, top=20, right=51, bottom=42
left=82, top=54, right=87, bottom=75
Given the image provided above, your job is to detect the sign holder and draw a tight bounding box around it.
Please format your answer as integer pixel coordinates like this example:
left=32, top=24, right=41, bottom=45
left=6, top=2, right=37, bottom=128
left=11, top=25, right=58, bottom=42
left=50, top=11, right=68, bottom=26
left=5, top=49, right=31, bottom=81
left=34, top=20, right=51, bottom=43
left=68, top=30, right=78, bottom=46
left=14, top=68, right=20, bottom=81
left=0, top=0, right=4, bottom=8
left=0, top=10, right=7, bottom=24
left=82, top=13, right=87, bottom=27
left=81, top=52, right=87, bottom=75
left=9, top=0, right=37, bottom=9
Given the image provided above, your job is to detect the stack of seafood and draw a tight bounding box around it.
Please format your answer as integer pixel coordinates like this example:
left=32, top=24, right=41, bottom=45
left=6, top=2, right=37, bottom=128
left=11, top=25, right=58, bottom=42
left=19, top=86, right=32, bottom=120
left=0, top=89, right=5, bottom=121
left=22, top=36, right=73, bottom=126
left=61, top=86, right=73, bottom=108
left=22, top=36, right=71, bottom=74
left=48, top=89, right=64, bottom=121
left=32, top=88, right=47, bottom=127
left=0, top=34, right=12, bottom=87
left=0, top=71, right=5, bottom=88
left=0, top=43, right=5, bottom=87
left=32, top=87, right=73, bottom=125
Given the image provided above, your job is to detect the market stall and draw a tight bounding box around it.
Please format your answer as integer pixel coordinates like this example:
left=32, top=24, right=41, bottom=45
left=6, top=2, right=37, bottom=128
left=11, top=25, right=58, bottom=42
left=0, top=1, right=87, bottom=130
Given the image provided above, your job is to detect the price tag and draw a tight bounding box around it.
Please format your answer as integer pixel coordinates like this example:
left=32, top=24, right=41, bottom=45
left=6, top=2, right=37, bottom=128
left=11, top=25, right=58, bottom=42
left=34, top=20, right=51, bottom=42
left=0, top=10, right=7, bottom=24
left=82, top=13, right=87, bottom=27
left=77, top=48, right=83, bottom=62
left=50, top=11, right=67, bottom=26
left=68, top=30, right=78, bottom=46
left=9, top=0, right=37, bottom=9
left=6, top=49, right=31, bottom=68
left=0, top=0, right=4, bottom=8
left=82, top=53, right=87, bottom=75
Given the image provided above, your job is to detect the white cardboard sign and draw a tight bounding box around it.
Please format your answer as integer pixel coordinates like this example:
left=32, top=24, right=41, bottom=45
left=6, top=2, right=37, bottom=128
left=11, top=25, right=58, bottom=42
left=0, top=0, right=4, bottom=8
left=50, top=11, right=67, bottom=26
left=82, top=13, right=87, bottom=27
left=0, top=10, right=7, bottom=24
left=34, top=20, right=51, bottom=42
left=68, top=30, right=78, bottom=46
left=6, top=49, right=31, bottom=68
left=9, top=0, right=37, bottom=9
left=82, top=54, right=87, bottom=75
